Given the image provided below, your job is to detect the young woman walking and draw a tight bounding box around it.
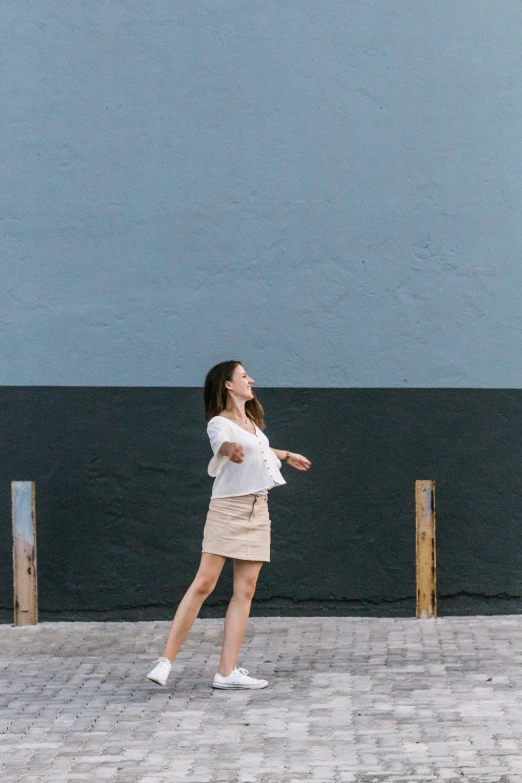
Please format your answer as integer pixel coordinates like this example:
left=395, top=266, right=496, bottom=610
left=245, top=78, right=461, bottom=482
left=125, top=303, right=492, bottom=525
left=146, top=360, right=311, bottom=689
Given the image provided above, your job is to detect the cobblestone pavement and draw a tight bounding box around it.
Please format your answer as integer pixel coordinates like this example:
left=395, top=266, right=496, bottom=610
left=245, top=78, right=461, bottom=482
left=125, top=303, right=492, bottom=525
left=1, top=617, right=522, bottom=783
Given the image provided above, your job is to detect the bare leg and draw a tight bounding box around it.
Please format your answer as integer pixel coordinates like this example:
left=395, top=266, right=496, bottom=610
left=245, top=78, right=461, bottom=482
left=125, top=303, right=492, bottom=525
left=162, top=553, right=226, bottom=662
left=217, top=559, right=264, bottom=676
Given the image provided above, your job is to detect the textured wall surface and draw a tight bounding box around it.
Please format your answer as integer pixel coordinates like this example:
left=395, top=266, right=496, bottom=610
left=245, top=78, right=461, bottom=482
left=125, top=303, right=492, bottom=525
left=3, top=0, right=522, bottom=387
left=3, top=3, right=522, bottom=619
left=2, top=387, right=522, bottom=621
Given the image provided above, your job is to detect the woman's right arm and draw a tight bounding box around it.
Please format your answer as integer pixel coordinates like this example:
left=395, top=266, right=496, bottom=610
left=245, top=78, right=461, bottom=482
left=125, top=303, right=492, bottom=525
left=207, top=418, right=244, bottom=476
left=218, top=441, right=245, bottom=463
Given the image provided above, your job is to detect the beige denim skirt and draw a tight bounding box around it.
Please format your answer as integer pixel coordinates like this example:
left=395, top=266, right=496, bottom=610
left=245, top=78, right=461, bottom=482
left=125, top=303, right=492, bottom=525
left=202, top=493, right=271, bottom=562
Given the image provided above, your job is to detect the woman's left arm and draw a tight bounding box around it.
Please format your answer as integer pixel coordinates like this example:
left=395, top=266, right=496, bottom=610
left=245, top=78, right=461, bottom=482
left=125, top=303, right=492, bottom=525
left=271, top=448, right=311, bottom=471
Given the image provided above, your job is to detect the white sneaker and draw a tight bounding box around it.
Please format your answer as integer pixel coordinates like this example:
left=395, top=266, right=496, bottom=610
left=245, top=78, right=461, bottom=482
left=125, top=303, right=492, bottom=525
left=212, top=667, right=268, bottom=690
left=147, top=657, right=171, bottom=686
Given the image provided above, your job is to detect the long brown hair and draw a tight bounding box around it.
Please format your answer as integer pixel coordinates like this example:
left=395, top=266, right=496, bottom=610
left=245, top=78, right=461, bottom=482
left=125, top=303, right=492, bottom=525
left=204, top=360, right=266, bottom=430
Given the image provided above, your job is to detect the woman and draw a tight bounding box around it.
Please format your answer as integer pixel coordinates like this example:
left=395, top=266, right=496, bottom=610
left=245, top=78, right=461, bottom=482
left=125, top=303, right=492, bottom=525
left=147, top=360, right=311, bottom=689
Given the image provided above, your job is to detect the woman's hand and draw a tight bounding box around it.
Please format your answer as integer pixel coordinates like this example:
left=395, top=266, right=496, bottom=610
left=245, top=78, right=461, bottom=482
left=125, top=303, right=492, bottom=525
left=286, top=453, right=311, bottom=471
left=219, top=441, right=245, bottom=463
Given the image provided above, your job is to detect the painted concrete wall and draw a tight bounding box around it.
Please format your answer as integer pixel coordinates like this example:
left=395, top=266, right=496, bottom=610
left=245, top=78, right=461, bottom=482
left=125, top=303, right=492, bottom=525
left=3, top=1, right=522, bottom=387
left=2, top=387, right=522, bottom=621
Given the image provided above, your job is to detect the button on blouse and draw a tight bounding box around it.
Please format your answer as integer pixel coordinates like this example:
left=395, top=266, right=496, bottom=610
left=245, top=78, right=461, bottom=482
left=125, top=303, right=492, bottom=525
left=207, top=416, right=287, bottom=499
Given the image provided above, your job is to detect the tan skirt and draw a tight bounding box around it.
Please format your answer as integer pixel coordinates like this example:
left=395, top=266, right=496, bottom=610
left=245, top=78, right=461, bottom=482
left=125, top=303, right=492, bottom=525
left=202, top=493, right=271, bottom=562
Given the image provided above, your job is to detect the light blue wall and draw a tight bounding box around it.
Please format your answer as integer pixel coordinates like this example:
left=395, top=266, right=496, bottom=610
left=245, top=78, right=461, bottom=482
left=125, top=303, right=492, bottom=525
left=3, top=1, right=522, bottom=387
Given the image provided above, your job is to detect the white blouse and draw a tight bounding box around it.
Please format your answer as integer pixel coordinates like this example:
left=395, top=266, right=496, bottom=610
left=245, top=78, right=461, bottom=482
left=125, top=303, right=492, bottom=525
left=207, top=416, right=287, bottom=499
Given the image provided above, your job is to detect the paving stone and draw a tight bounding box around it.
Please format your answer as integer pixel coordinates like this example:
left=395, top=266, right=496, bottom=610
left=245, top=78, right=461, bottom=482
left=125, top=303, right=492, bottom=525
left=2, top=617, right=522, bottom=781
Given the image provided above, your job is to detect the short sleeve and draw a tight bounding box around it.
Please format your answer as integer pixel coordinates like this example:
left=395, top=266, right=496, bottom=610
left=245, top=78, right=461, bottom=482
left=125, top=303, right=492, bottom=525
left=207, top=417, right=233, bottom=477
left=207, top=417, right=233, bottom=456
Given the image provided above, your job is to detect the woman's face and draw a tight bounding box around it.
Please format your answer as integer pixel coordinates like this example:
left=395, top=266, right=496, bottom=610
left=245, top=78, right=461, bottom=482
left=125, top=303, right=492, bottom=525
left=226, top=364, right=255, bottom=401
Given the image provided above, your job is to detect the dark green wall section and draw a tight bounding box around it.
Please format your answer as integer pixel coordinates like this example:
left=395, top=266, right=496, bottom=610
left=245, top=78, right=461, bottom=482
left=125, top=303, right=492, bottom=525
left=1, top=387, right=522, bottom=621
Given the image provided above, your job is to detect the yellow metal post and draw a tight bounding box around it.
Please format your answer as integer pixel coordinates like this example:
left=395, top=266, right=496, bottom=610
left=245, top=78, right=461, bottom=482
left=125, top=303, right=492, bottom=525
left=12, top=481, right=38, bottom=626
left=416, top=480, right=436, bottom=619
